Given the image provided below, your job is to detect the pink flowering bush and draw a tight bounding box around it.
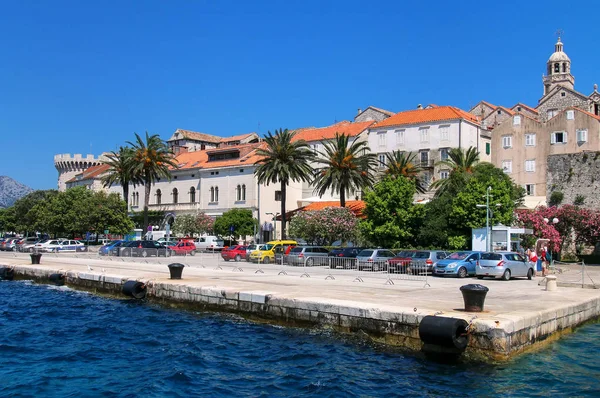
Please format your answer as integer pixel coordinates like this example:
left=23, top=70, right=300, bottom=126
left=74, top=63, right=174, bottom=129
left=288, top=206, right=359, bottom=245
left=195, top=211, right=215, bottom=234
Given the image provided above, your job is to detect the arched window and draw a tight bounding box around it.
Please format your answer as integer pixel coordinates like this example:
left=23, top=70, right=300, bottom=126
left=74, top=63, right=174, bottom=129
left=215, top=187, right=219, bottom=202
left=554, top=63, right=560, bottom=73
left=190, top=187, right=196, bottom=203
left=131, top=193, right=136, bottom=206
left=135, top=192, right=140, bottom=206
left=236, top=185, right=241, bottom=201
left=156, top=189, right=162, bottom=205
left=172, top=188, right=178, bottom=204
left=242, top=184, right=246, bottom=201
left=210, top=187, right=215, bottom=202
left=563, top=62, right=567, bottom=72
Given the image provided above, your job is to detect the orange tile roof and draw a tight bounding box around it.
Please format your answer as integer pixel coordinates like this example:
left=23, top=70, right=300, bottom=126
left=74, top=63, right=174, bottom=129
left=572, top=107, right=600, bottom=121
left=511, top=103, right=539, bottom=114
left=66, top=163, right=110, bottom=183
left=372, top=106, right=480, bottom=129
left=172, top=142, right=266, bottom=170
left=291, top=121, right=374, bottom=142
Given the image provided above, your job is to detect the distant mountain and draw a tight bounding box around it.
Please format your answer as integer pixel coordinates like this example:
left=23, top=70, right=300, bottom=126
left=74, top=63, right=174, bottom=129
left=0, top=176, right=34, bottom=208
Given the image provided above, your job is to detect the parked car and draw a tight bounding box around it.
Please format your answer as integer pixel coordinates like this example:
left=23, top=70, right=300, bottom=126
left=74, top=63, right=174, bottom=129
left=170, top=240, right=197, bottom=256
left=119, top=240, right=173, bottom=257
left=274, top=243, right=298, bottom=264
left=245, top=244, right=265, bottom=261
left=476, top=251, right=535, bottom=281
left=195, top=236, right=225, bottom=251
left=356, top=249, right=396, bottom=272
left=249, top=240, right=297, bottom=264
left=432, top=251, right=482, bottom=278
left=328, top=247, right=365, bottom=269
left=34, top=239, right=69, bottom=253
left=388, top=250, right=449, bottom=274
left=99, top=240, right=125, bottom=256
left=58, top=240, right=87, bottom=252
left=221, top=245, right=248, bottom=261
left=287, top=246, right=330, bottom=266
left=16, top=237, right=40, bottom=252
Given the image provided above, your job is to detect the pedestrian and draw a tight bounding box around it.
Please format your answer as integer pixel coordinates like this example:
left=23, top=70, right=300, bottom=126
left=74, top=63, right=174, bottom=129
left=529, top=248, right=540, bottom=276
left=541, top=246, right=549, bottom=276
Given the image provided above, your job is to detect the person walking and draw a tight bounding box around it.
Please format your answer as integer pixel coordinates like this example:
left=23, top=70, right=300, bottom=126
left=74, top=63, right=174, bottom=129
left=529, top=248, right=540, bottom=276
left=541, top=246, right=549, bottom=276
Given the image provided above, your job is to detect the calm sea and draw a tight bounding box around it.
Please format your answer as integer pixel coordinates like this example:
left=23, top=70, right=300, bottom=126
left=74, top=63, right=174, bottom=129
left=0, top=280, right=598, bottom=397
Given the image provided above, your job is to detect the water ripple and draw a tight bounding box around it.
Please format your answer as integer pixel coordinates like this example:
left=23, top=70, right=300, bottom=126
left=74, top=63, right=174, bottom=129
left=0, top=281, right=599, bottom=396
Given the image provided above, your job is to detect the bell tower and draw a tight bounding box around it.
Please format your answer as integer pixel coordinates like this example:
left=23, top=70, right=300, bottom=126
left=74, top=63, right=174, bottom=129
left=543, top=34, right=575, bottom=95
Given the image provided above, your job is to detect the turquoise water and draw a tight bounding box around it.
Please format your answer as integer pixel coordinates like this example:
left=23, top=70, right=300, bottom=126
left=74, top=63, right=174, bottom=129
left=0, top=280, right=598, bottom=397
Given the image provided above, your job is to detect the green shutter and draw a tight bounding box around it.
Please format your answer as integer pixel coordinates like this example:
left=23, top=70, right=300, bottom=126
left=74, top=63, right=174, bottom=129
left=486, top=142, right=490, bottom=155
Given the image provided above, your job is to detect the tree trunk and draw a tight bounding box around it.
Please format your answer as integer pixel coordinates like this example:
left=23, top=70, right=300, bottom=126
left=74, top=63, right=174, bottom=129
left=122, top=184, right=129, bottom=212
left=143, top=180, right=151, bottom=237
left=280, top=180, right=286, bottom=240
left=340, top=184, right=346, bottom=208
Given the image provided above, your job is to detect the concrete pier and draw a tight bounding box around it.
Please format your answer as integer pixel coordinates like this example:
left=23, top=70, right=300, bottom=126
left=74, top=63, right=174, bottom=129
left=1, top=252, right=599, bottom=362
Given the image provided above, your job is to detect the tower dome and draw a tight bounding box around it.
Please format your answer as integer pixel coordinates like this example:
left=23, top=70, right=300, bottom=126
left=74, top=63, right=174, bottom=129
left=542, top=36, right=574, bottom=95
left=547, top=37, right=571, bottom=63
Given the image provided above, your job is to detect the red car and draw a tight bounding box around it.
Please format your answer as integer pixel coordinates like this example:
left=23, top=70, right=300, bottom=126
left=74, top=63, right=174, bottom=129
left=170, top=240, right=197, bottom=256
left=221, top=245, right=247, bottom=262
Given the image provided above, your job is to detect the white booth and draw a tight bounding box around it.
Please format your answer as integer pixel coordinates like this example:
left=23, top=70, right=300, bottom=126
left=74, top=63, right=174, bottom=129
left=472, top=225, right=533, bottom=252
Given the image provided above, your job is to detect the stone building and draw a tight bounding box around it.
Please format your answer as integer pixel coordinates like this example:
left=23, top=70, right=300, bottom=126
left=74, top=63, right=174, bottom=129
left=54, top=153, right=106, bottom=192
left=473, top=36, right=600, bottom=208
left=547, top=152, right=600, bottom=210
left=354, top=106, right=395, bottom=123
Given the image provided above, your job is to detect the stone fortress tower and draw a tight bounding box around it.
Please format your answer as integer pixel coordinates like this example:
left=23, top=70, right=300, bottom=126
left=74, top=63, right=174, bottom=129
left=54, top=153, right=106, bottom=191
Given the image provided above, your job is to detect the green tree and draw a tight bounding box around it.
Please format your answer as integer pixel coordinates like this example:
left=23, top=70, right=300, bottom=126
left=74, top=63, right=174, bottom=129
left=383, top=151, right=426, bottom=193
left=88, top=191, right=134, bottom=237
left=430, top=146, right=480, bottom=197
left=128, top=132, right=178, bottom=233
left=130, top=210, right=165, bottom=229
left=213, top=209, right=257, bottom=239
left=360, top=176, right=425, bottom=248
left=172, top=214, right=200, bottom=237
left=313, top=133, right=377, bottom=207
left=0, top=207, right=17, bottom=233
left=254, top=128, right=314, bottom=239
left=101, top=146, right=138, bottom=206
left=11, top=190, right=58, bottom=234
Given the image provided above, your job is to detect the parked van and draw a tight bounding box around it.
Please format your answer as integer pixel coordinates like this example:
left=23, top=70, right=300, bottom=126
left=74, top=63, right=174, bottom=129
left=195, top=235, right=225, bottom=251
left=249, top=240, right=297, bottom=264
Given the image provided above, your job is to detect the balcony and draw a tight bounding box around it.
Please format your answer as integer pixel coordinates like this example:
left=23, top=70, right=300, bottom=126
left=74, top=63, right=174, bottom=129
left=420, top=159, right=435, bottom=168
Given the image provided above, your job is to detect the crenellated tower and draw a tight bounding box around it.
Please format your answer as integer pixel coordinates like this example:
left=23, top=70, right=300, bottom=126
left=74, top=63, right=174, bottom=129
left=54, top=153, right=105, bottom=191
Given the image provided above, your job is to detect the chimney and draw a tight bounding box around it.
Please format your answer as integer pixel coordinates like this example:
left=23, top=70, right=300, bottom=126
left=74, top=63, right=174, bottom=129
left=357, top=108, right=362, bottom=115
left=417, top=104, right=423, bottom=110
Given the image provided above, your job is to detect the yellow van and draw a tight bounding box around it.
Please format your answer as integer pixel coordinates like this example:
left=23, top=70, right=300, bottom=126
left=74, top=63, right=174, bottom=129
left=249, top=240, right=297, bottom=264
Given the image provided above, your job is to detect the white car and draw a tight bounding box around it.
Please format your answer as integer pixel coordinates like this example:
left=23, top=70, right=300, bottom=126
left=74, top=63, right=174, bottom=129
left=34, top=239, right=68, bottom=252
left=58, top=240, right=87, bottom=252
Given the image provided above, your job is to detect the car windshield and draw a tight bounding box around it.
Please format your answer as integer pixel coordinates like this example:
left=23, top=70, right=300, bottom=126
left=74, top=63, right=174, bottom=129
left=396, top=251, right=416, bottom=258
left=481, top=253, right=502, bottom=260
left=290, top=247, right=303, bottom=253
left=447, top=252, right=470, bottom=260
left=358, top=250, right=373, bottom=257
left=263, top=244, right=274, bottom=250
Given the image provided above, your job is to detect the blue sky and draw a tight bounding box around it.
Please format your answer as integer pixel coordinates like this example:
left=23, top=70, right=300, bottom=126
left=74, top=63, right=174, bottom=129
left=1, top=0, right=599, bottom=189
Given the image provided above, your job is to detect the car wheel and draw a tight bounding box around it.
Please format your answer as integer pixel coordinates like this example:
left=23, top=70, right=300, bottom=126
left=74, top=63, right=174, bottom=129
left=527, top=268, right=534, bottom=280
left=306, top=258, right=314, bottom=267
left=502, top=269, right=511, bottom=281
left=262, top=257, right=270, bottom=264
left=458, top=267, right=468, bottom=278
left=477, top=275, right=484, bottom=279
left=190, top=250, right=196, bottom=256
left=141, top=250, right=148, bottom=258
left=235, top=254, right=241, bottom=262
left=29, top=248, right=34, bottom=253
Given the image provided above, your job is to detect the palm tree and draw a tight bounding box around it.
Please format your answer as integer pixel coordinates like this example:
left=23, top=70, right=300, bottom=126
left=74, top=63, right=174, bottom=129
left=128, top=132, right=178, bottom=233
left=100, top=146, right=137, bottom=207
left=383, top=151, right=426, bottom=193
left=430, top=146, right=480, bottom=197
left=313, top=133, right=377, bottom=208
left=255, top=128, right=314, bottom=240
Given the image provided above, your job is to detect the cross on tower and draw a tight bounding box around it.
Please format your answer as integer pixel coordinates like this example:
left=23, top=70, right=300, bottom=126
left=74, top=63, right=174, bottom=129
left=555, top=29, right=564, bottom=39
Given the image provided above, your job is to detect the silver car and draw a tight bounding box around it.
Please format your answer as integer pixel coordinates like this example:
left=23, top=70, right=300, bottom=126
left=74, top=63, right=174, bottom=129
left=476, top=251, right=535, bottom=280
left=245, top=244, right=265, bottom=261
left=287, top=246, right=330, bottom=266
left=356, top=249, right=396, bottom=272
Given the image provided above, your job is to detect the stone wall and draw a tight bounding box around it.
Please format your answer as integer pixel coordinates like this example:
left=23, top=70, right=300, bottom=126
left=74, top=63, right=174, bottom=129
left=546, top=152, right=600, bottom=209
left=354, top=108, right=390, bottom=123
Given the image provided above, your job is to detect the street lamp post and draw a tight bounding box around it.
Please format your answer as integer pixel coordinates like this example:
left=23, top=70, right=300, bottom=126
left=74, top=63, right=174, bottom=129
left=476, top=186, right=501, bottom=252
